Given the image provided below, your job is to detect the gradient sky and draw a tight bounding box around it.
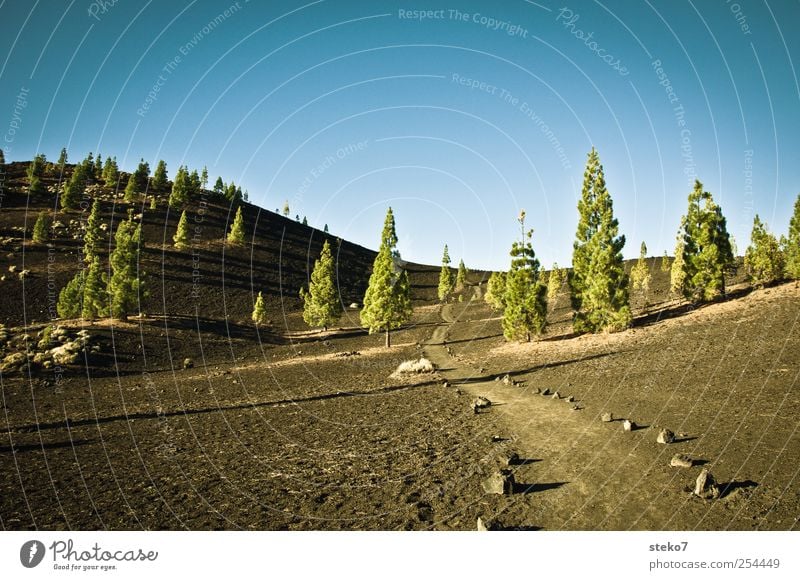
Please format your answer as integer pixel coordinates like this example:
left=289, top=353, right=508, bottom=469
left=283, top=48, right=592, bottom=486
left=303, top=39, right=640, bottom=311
left=1, top=0, right=798, bottom=270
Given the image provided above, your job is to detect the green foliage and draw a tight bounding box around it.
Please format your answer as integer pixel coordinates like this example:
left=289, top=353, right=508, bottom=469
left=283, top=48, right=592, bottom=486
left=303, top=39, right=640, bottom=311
left=661, top=251, right=670, bottom=272
left=675, top=180, right=735, bottom=302
left=26, top=155, right=46, bottom=195
left=360, top=207, right=412, bottom=347
left=252, top=291, right=268, bottom=325
left=213, top=177, right=224, bottom=196
left=189, top=169, right=201, bottom=196
left=169, top=166, right=189, bottom=208
left=133, top=159, right=150, bottom=191
left=485, top=271, right=507, bottom=310
left=152, top=160, right=168, bottom=191
left=282, top=200, right=290, bottom=217
left=57, top=270, right=85, bottom=319
left=786, top=193, right=800, bottom=279
left=32, top=211, right=51, bottom=243
left=83, top=200, right=103, bottom=263
left=455, top=259, right=468, bottom=291
left=437, top=244, right=454, bottom=301
left=0, top=148, right=5, bottom=165
left=324, top=224, right=329, bottom=233
left=107, top=210, right=144, bottom=320
left=670, top=237, right=686, bottom=296
left=62, top=163, right=88, bottom=209
left=150, top=195, right=157, bottom=210
left=227, top=206, right=245, bottom=245
left=57, top=148, right=68, bottom=169
left=124, top=174, right=137, bottom=202
left=81, top=256, right=107, bottom=319
left=547, top=263, right=565, bottom=303
left=300, top=240, right=342, bottom=330
left=102, top=156, right=119, bottom=188
left=173, top=210, right=190, bottom=249
left=630, top=241, right=651, bottom=295
left=302, top=216, right=308, bottom=226
left=200, top=166, right=208, bottom=189
left=569, top=148, right=631, bottom=333
left=502, top=211, right=547, bottom=341
left=744, top=215, right=784, bottom=287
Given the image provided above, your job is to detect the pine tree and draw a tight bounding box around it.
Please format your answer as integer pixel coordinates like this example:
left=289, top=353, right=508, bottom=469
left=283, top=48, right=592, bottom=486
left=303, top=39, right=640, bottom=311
left=150, top=195, right=157, bottom=210
left=81, top=256, right=107, bottom=319
left=670, top=237, right=686, bottom=297
left=302, top=216, right=308, bottom=226
left=360, top=207, right=412, bottom=347
left=107, top=210, right=144, bottom=320
left=282, top=201, right=290, bottom=217
left=213, top=176, right=224, bottom=196
left=252, top=291, right=268, bottom=325
left=0, top=148, right=5, bottom=165
left=300, top=240, right=341, bottom=331
left=189, top=169, right=201, bottom=196
left=133, top=159, right=150, bottom=191
left=502, top=211, right=547, bottom=342
left=152, top=160, right=168, bottom=191
left=485, top=271, right=507, bottom=310
left=124, top=174, right=137, bottom=202
left=227, top=206, right=245, bottom=245
left=785, top=193, right=800, bottom=280
left=744, top=215, right=784, bottom=287
left=173, top=210, right=190, bottom=249
left=32, top=211, right=51, bottom=243
left=630, top=241, right=651, bottom=295
left=61, top=163, right=87, bottom=209
left=57, top=270, right=85, bottom=318
left=57, top=148, right=68, bottom=169
left=437, top=244, right=454, bottom=301
left=169, top=166, right=189, bottom=208
left=26, top=154, right=46, bottom=195
left=103, top=156, right=119, bottom=188
left=200, top=166, right=208, bottom=189
left=83, top=200, right=102, bottom=263
left=324, top=224, right=329, bottom=233
left=675, top=180, right=734, bottom=302
left=661, top=251, right=670, bottom=272
left=455, top=259, right=468, bottom=291
left=569, top=148, right=631, bottom=333
left=547, top=263, right=565, bottom=303
left=94, top=153, right=103, bottom=180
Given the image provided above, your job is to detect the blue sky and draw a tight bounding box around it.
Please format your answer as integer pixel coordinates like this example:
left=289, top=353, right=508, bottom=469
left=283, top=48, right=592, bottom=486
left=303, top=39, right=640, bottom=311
left=1, top=0, right=798, bottom=270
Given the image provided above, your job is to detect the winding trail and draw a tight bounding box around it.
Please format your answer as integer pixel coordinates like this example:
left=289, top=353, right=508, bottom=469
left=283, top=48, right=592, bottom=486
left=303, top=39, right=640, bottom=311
left=422, top=303, right=667, bottom=529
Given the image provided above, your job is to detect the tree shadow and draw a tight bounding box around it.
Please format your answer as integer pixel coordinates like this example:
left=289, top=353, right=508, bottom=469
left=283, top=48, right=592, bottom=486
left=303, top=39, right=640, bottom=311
left=455, top=352, right=616, bottom=384
left=719, top=480, right=759, bottom=499
left=490, top=523, right=543, bottom=531
left=512, top=481, right=568, bottom=495
left=0, top=438, right=97, bottom=454
left=673, top=436, right=697, bottom=444
left=509, top=457, right=541, bottom=466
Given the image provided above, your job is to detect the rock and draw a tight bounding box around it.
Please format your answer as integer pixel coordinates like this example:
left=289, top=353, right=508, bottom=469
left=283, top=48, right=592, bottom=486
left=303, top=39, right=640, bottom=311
left=623, top=419, right=635, bottom=432
left=474, top=396, right=491, bottom=409
left=349, top=302, right=359, bottom=309
left=693, top=469, right=720, bottom=500
left=18, top=269, right=31, bottom=280
left=570, top=404, right=581, bottom=411
left=8, top=265, right=17, bottom=273
left=601, top=412, right=613, bottom=422
left=670, top=454, right=693, bottom=468
left=565, top=395, right=574, bottom=403
left=442, top=381, right=450, bottom=388
left=482, top=469, right=515, bottom=495
left=551, top=391, right=561, bottom=400
left=183, top=358, right=194, bottom=369
left=502, top=374, right=512, bottom=385
left=541, top=388, right=550, bottom=396
left=533, top=387, right=541, bottom=394
left=657, top=428, right=675, bottom=444
left=476, top=517, right=490, bottom=531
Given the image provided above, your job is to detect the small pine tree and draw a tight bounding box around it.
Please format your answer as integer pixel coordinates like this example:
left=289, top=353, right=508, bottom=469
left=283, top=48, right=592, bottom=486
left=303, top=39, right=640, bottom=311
left=661, top=251, right=670, bottom=272
left=670, top=237, right=686, bottom=297
left=150, top=195, right=157, bottom=210
left=107, top=210, right=144, bottom=320
left=502, top=211, right=547, bottom=342
left=547, top=263, right=564, bottom=303
left=133, top=159, right=150, bottom=191
left=570, top=148, right=631, bottom=333
left=282, top=201, right=290, bottom=217
left=94, top=153, right=103, bottom=180
left=302, top=216, right=308, bottom=226
left=324, top=224, right=329, bottom=233
left=57, top=270, right=85, bottom=318
left=83, top=200, right=102, bottom=263
left=152, top=160, right=168, bottom=191
left=455, top=259, right=468, bottom=291
left=61, top=163, right=87, bottom=209
left=785, top=193, right=800, bottom=280
left=103, top=156, right=119, bottom=188
left=200, top=166, right=209, bottom=189
left=630, top=241, right=651, bottom=295
left=675, top=180, right=734, bottom=302
left=213, top=177, right=224, bottom=196
left=744, top=215, right=784, bottom=287
left=189, top=169, right=201, bottom=196
left=485, top=271, right=507, bottom=310
left=300, top=240, right=342, bottom=331
left=227, top=206, right=245, bottom=245
left=57, top=147, right=68, bottom=168
left=437, top=244, right=454, bottom=301
left=32, top=211, right=51, bottom=243
left=124, top=174, right=137, bottom=202
left=169, top=166, right=189, bottom=208
left=252, top=291, right=268, bottom=325
left=173, top=210, right=190, bottom=249
left=360, top=207, right=412, bottom=347
left=81, top=256, right=107, bottom=319
left=26, top=155, right=46, bottom=195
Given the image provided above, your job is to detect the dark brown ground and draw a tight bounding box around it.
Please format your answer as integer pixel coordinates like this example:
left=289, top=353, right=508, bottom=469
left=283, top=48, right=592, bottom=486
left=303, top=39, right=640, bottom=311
left=1, top=163, right=798, bottom=530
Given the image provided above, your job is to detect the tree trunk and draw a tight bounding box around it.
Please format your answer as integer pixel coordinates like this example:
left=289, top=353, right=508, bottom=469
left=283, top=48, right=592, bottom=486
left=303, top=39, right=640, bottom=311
left=385, top=328, right=391, bottom=348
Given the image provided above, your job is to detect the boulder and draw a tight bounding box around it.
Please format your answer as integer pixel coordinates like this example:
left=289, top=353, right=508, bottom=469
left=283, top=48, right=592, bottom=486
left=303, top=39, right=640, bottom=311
left=601, top=412, right=613, bottom=422
left=482, top=469, right=515, bottom=495
left=623, top=419, right=635, bottom=432
left=474, top=396, right=491, bottom=409
left=183, top=358, right=194, bottom=369
left=670, top=454, right=693, bottom=468
left=551, top=391, right=561, bottom=400
left=541, top=388, right=550, bottom=396
left=657, top=428, right=675, bottom=444
left=693, top=469, right=720, bottom=500
left=476, top=517, right=490, bottom=531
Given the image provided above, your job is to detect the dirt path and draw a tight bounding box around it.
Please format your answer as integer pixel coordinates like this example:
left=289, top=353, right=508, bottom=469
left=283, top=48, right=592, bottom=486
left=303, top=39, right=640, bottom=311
left=422, top=303, right=688, bottom=530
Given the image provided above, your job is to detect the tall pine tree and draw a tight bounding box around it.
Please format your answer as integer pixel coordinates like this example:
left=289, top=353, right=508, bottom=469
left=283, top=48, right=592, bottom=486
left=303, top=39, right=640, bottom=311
left=485, top=271, right=507, bottom=310
left=32, top=211, right=51, bottom=244
left=227, top=206, right=245, bottom=245
left=437, top=244, right=454, bottom=301
left=502, top=211, right=547, bottom=341
left=107, top=210, right=144, bottom=320
left=569, top=148, right=631, bottom=332
left=744, top=215, right=784, bottom=287
left=785, top=193, right=800, bottom=280
left=360, top=207, right=412, bottom=347
left=300, top=239, right=342, bottom=331
left=455, top=259, right=468, bottom=291
left=169, top=166, right=189, bottom=208
left=81, top=256, right=107, bottom=320
left=84, top=200, right=103, bottom=263
left=152, top=160, right=168, bottom=191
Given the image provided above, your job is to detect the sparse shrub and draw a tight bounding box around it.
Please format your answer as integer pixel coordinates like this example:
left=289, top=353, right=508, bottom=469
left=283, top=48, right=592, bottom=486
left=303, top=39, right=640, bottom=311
left=227, top=206, right=245, bottom=245
left=32, top=211, right=51, bottom=243
left=744, top=215, right=784, bottom=287
left=300, top=239, right=341, bottom=330
left=437, top=244, right=454, bottom=301
left=393, top=358, right=435, bottom=375
left=485, top=271, right=506, bottom=310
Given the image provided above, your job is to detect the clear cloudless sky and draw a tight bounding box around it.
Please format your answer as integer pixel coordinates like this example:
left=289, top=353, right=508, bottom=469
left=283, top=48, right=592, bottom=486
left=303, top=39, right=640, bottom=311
left=1, top=0, right=798, bottom=270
